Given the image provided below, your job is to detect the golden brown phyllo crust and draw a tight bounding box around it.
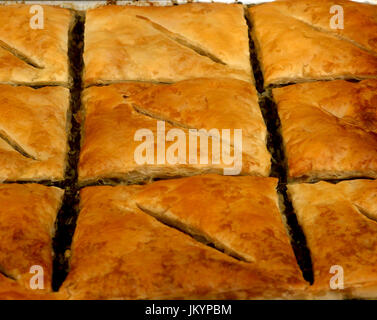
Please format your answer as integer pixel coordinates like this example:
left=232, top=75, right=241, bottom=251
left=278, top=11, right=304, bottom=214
left=83, top=3, right=253, bottom=86
left=60, top=175, right=307, bottom=300
left=0, top=4, right=73, bottom=86
left=78, top=78, right=271, bottom=184
left=289, top=180, right=377, bottom=299
left=0, top=0, right=377, bottom=300
left=249, top=0, right=377, bottom=86
left=273, top=79, right=377, bottom=182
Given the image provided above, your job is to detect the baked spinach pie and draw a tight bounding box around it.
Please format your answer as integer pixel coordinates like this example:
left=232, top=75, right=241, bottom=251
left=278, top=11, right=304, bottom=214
left=0, top=0, right=376, bottom=300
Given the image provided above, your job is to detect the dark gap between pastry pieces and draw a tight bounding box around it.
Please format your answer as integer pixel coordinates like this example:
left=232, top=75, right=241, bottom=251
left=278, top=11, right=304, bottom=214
left=247, top=4, right=315, bottom=283
left=266, top=78, right=362, bottom=90
left=79, top=177, right=150, bottom=188
left=258, top=93, right=286, bottom=181
left=78, top=173, right=237, bottom=189
left=2, top=84, right=69, bottom=89
left=84, top=79, right=173, bottom=89
left=1, top=180, right=65, bottom=188
left=279, top=182, right=314, bottom=284
left=52, top=11, right=85, bottom=292
left=262, top=94, right=314, bottom=284
left=290, top=176, right=376, bottom=185
left=345, top=79, right=362, bottom=83
left=245, top=7, right=264, bottom=93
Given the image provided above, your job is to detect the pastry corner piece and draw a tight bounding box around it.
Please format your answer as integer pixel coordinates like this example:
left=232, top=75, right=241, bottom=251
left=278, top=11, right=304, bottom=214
left=288, top=179, right=377, bottom=299
left=0, top=183, right=64, bottom=296
left=273, top=79, right=377, bottom=182
left=83, top=3, right=253, bottom=86
left=60, top=175, right=307, bottom=299
left=0, top=85, right=69, bottom=182
left=0, top=4, right=74, bottom=86
left=78, top=78, right=271, bottom=185
left=248, top=0, right=377, bottom=87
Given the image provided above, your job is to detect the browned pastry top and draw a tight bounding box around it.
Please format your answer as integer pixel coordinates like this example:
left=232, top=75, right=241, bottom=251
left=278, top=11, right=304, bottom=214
left=249, top=0, right=377, bottom=86
left=61, top=175, right=306, bottom=299
left=0, top=4, right=73, bottom=86
left=79, top=78, right=270, bottom=183
left=0, top=183, right=63, bottom=291
left=84, top=3, right=253, bottom=85
left=289, top=179, right=377, bottom=299
left=273, top=79, right=377, bottom=181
